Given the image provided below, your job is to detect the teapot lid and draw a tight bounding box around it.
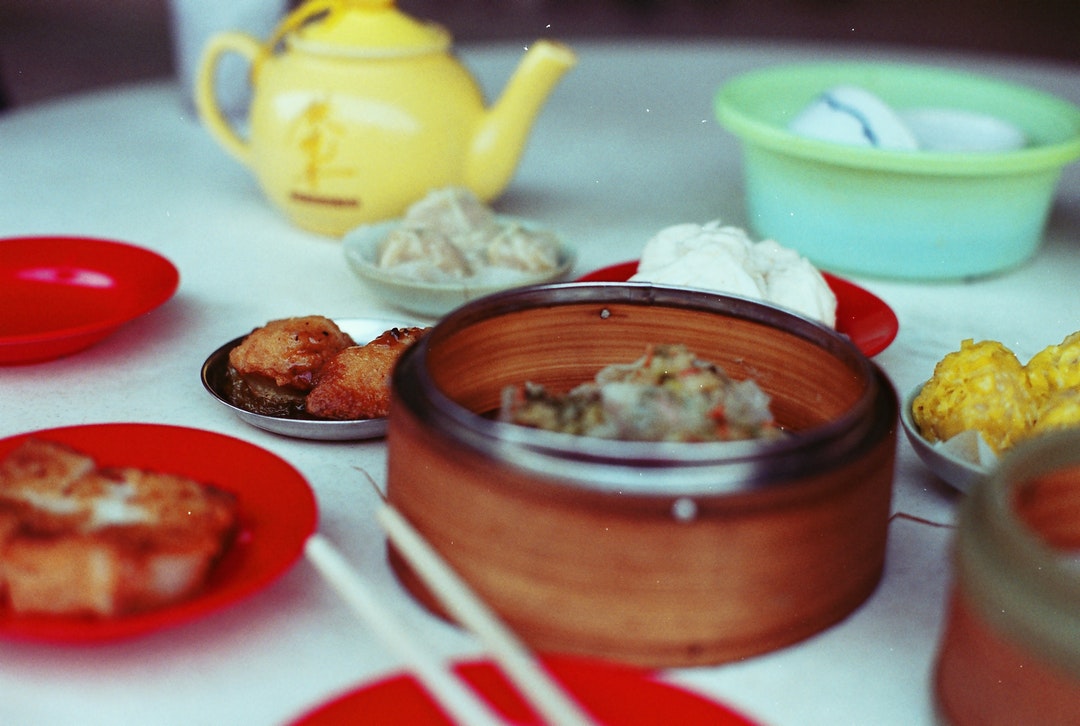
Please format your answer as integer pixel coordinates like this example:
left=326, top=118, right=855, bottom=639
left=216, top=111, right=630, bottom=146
left=275, top=0, right=451, bottom=55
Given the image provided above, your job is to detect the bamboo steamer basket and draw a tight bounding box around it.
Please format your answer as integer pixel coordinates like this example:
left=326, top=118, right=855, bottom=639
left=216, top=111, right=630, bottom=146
left=935, top=429, right=1080, bottom=726
left=386, top=283, right=898, bottom=667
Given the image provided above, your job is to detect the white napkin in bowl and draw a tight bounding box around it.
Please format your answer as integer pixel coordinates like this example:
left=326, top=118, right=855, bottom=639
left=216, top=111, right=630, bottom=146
left=790, top=85, right=1026, bottom=152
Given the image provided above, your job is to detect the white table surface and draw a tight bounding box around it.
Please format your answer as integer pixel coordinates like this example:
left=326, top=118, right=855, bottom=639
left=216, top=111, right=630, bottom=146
left=0, top=39, right=1078, bottom=725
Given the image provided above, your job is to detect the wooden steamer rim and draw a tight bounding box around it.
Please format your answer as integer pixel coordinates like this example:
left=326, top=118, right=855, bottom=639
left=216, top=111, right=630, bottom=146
left=935, top=429, right=1080, bottom=725
left=387, top=283, right=899, bottom=666
left=394, top=282, right=889, bottom=496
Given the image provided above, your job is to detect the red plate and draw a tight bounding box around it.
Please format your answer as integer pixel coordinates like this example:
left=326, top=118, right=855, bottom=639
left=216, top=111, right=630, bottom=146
left=293, top=655, right=761, bottom=726
left=0, top=423, right=317, bottom=642
left=576, top=261, right=898, bottom=357
left=0, top=236, right=180, bottom=364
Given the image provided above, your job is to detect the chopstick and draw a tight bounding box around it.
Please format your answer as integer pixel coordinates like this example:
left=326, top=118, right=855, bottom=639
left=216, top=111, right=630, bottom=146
left=376, top=502, right=599, bottom=726
left=304, top=534, right=511, bottom=726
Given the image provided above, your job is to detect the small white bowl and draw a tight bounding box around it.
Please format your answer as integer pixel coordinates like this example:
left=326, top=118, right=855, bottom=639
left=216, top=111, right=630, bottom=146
left=343, top=217, right=575, bottom=318
left=900, top=383, right=994, bottom=493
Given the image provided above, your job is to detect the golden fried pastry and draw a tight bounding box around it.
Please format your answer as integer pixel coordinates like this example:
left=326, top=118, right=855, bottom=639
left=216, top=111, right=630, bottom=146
left=912, top=339, right=1036, bottom=453
left=1030, top=388, right=1080, bottom=437
left=0, top=438, right=95, bottom=503
left=915, top=331, right=1080, bottom=457
left=1026, top=331, right=1080, bottom=406
left=228, top=316, right=355, bottom=391
left=226, top=316, right=355, bottom=417
left=306, top=327, right=428, bottom=420
left=0, top=440, right=237, bottom=617
left=0, top=439, right=98, bottom=537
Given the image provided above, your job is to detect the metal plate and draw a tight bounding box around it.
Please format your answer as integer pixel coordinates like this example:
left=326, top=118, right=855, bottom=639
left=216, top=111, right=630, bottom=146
left=201, top=317, right=417, bottom=441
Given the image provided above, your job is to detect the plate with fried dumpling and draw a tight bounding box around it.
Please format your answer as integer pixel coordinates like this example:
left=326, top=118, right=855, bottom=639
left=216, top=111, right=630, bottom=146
left=201, top=317, right=426, bottom=440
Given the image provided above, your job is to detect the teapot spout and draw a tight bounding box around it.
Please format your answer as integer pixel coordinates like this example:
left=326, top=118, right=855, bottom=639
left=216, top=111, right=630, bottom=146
left=465, top=40, right=576, bottom=201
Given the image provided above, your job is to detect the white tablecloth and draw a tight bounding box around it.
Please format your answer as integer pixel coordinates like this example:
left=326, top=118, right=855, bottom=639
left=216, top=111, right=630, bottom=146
left=0, top=39, right=1077, bottom=725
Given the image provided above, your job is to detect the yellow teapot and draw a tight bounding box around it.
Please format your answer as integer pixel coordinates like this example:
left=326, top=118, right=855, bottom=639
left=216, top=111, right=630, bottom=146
left=196, top=0, right=576, bottom=236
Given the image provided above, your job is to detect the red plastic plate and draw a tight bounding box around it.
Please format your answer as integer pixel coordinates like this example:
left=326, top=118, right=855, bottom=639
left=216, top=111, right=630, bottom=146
left=0, top=423, right=317, bottom=642
left=0, top=236, right=180, bottom=364
left=577, top=260, right=898, bottom=356
left=293, top=655, right=761, bottom=725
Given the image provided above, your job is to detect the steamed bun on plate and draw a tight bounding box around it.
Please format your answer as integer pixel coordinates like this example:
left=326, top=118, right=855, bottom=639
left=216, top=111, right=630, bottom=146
left=630, top=221, right=838, bottom=327
left=912, top=339, right=1035, bottom=453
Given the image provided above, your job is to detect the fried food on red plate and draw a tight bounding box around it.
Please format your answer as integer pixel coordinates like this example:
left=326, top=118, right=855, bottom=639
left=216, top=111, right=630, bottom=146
left=0, top=437, right=95, bottom=505
left=0, top=438, right=97, bottom=538
left=226, top=315, right=355, bottom=417
left=306, top=326, right=428, bottom=420
left=0, top=439, right=238, bottom=618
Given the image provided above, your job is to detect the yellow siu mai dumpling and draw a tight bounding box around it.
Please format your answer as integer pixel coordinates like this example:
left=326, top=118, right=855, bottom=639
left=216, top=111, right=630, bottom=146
left=912, top=339, right=1035, bottom=453
left=1025, top=331, right=1080, bottom=405
left=1030, top=388, right=1080, bottom=436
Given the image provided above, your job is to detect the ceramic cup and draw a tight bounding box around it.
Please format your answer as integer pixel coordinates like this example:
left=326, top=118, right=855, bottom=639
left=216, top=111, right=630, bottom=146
left=935, top=429, right=1080, bottom=725
left=168, top=0, right=286, bottom=117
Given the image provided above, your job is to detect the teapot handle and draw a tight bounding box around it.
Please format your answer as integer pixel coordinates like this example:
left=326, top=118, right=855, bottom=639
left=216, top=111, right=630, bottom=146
left=194, top=32, right=262, bottom=167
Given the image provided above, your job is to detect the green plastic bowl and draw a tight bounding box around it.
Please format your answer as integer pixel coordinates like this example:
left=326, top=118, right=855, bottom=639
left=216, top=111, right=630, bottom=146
left=714, top=63, right=1080, bottom=280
